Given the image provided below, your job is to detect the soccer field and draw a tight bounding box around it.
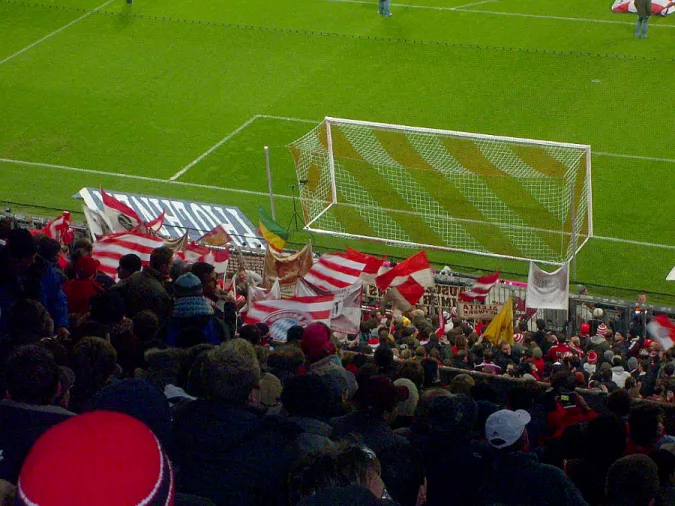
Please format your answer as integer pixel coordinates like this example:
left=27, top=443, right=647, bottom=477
left=0, top=0, right=674, bottom=301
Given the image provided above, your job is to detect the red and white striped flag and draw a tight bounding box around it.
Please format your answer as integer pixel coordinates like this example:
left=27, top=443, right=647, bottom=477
left=459, top=271, right=500, bottom=303
left=346, top=247, right=386, bottom=284
left=647, top=314, right=675, bottom=351
left=101, top=188, right=143, bottom=232
left=435, top=310, right=446, bottom=338
left=304, top=253, right=367, bottom=291
left=35, top=211, right=74, bottom=245
left=244, top=294, right=336, bottom=341
left=375, top=250, right=433, bottom=291
left=92, top=232, right=166, bottom=279
left=182, top=243, right=230, bottom=274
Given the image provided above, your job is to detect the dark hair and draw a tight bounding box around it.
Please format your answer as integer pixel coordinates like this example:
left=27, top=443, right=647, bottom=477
left=374, top=346, right=394, bottom=370
left=536, top=319, right=546, bottom=330
left=356, top=363, right=379, bottom=387
left=5, top=345, right=59, bottom=405
left=287, top=325, right=304, bottom=343
left=649, top=449, right=675, bottom=487
left=238, top=324, right=262, bottom=346
left=268, top=345, right=305, bottom=378
left=7, top=228, right=37, bottom=259
left=201, top=343, right=260, bottom=405
left=629, top=405, right=664, bottom=447
left=397, top=360, right=425, bottom=391
left=420, top=358, right=438, bottom=388
left=605, top=455, right=659, bottom=506
left=281, top=375, right=335, bottom=419
left=288, top=444, right=381, bottom=506
left=71, top=337, right=118, bottom=411
left=190, top=262, right=215, bottom=285
left=607, top=390, right=632, bottom=418
left=90, top=290, right=125, bottom=323
left=149, top=246, right=173, bottom=271
left=132, top=310, right=160, bottom=344
left=118, top=253, right=142, bottom=273
left=379, top=441, right=425, bottom=506
left=5, top=298, right=51, bottom=342
left=37, top=236, right=61, bottom=263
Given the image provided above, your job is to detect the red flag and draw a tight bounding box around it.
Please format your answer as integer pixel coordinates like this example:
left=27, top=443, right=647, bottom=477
left=198, top=224, right=232, bottom=247
left=92, top=232, right=166, bottom=279
left=375, top=250, right=433, bottom=291
left=647, top=314, right=675, bottom=351
left=346, top=247, right=386, bottom=283
left=459, top=271, right=500, bottom=303
left=36, top=211, right=74, bottom=245
left=183, top=243, right=230, bottom=274
left=295, top=277, right=363, bottom=335
left=101, top=187, right=143, bottom=232
left=144, top=210, right=165, bottom=234
left=244, top=294, right=336, bottom=342
left=304, top=253, right=367, bottom=291
left=388, top=278, right=427, bottom=310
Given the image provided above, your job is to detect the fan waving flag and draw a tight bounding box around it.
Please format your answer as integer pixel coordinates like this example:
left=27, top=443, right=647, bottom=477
left=435, top=310, right=446, bottom=338
left=459, top=271, right=500, bottom=303
left=244, top=294, right=336, bottom=342
left=304, top=253, right=367, bottom=291
left=258, top=207, right=287, bottom=253
left=346, top=247, right=386, bottom=284
left=35, top=211, right=74, bottom=245
left=647, top=314, right=675, bottom=351
left=101, top=188, right=143, bottom=232
left=482, top=296, right=514, bottom=346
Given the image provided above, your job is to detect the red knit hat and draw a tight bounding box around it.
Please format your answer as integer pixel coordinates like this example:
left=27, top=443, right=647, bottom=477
left=579, top=322, right=591, bottom=336
left=587, top=351, right=598, bottom=365
left=301, top=322, right=336, bottom=361
left=513, top=333, right=524, bottom=344
left=596, top=323, right=608, bottom=336
left=17, top=411, right=174, bottom=506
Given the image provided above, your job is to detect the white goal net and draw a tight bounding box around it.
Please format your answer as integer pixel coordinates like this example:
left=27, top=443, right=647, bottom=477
left=288, top=117, right=593, bottom=265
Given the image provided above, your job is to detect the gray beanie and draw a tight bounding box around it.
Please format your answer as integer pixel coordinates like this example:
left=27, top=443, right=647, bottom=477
left=627, top=357, right=639, bottom=371
left=604, top=350, right=615, bottom=363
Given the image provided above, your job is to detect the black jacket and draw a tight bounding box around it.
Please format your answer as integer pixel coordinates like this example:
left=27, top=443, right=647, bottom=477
left=0, top=400, right=75, bottom=483
left=171, top=399, right=302, bottom=506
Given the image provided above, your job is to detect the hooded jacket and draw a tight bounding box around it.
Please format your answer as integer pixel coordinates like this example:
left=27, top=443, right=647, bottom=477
left=611, top=365, right=632, bottom=388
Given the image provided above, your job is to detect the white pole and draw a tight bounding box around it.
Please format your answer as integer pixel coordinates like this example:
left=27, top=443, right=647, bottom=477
left=570, top=181, right=577, bottom=279
left=325, top=120, right=338, bottom=204
left=264, top=146, right=276, bottom=220
left=586, top=146, right=594, bottom=238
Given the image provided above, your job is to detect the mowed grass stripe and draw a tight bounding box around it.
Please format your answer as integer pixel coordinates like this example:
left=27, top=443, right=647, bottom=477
left=373, top=130, right=522, bottom=258
left=442, top=137, right=564, bottom=256
left=510, top=144, right=571, bottom=179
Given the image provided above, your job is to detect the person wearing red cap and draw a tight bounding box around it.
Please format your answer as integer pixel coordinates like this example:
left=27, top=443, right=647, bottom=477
left=62, top=255, right=104, bottom=316
left=302, top=322, right=357, bottom=399
left=330, top=375, right=409, bottom=455
left=16, top=411, right=174, bottom=505
left=583, top=351, right=598, bottom=375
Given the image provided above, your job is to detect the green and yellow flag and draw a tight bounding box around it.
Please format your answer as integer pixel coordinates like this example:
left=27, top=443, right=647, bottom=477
left=482, top=295, right=514, bottom=346
left=258, top=208, right=288, bottom=253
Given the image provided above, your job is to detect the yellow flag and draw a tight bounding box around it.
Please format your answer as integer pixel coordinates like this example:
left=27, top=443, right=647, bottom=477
left=482, top=296, right=514, bottom=346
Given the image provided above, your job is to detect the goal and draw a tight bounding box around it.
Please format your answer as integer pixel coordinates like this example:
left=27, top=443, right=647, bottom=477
left=287, top=117, right=593, bottom=266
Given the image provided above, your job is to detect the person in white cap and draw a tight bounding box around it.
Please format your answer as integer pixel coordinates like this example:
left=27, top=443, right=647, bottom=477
left=482, top=409, right=587, bottom=505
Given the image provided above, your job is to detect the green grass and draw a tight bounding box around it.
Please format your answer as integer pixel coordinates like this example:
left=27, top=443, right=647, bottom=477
left=0, top=0, right=674, bottom=303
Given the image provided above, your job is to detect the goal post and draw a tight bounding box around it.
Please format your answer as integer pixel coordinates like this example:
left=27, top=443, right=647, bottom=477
left=288, top=117, right=593, bottom=266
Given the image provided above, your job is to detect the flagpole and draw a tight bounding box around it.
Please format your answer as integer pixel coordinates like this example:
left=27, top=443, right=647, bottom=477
left=264, top=146, right=276, bottom=221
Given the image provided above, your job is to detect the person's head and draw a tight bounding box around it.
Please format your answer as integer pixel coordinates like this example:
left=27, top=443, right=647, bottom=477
left=649, top=449, right=675, bottom=488
left=378, top=441, right=426, bottom=506
left=583, top=415, right=627, bottom=467
left=281, top=374, right=336, bottom=420
left=238, top=324, right=262, bottom=346
left=354, top=375, right=408, bottom=418
left=393, top=378, right=419, bottom=419
left=268, top=345, right=305, bottom=378
left=5, top=298, right=53, bottom=341
left=5, top=345, right=59, bottom=405
left=397, top=360, right=425, bottom=391
left=629, top=405, right=665, bottom=448
left=0, top=217, right=12, bottom=240
left=301, top=323, right=336, bottom=363
left=15, top=412, right=174, bottom=506
left=605, top=454, right=659, bottom=506
left=6, top=228, right=37, bottom=274
left=72, top=337, right=118, bottom=396
left=191, top=262, right=217, bottom=296
left=200, top=342, right=260, bottom=406
left=148, top=246, right=173, bottom=277
left=420, top=358, right=439, bottom=388
left=428, top=394, right=478, bottom=438
left=287, top=325, right=304, bottom=344
left=117, top=253, right=142, bottom=280
left=89, top=290, right=125, bottom=323
left=500, top=343, right=512, bottom=355
left=289, top=444, right=387, bottom=504
left=414, top=387, right=452, bottom=423
left=173, top=272, right=203, bottom=299
left=449, top=373, right=475, bottom=396
left=607, top=390, right=632, bottom=418
left=169, top=259, right=186, bottom=283
left=485, top=409, right=531, bottom=452
left=132, top=310, right=160, bottom=344
left=536, top=319, right=546, bottom=331
left=374, top=345, right=394, bottom=370
left=37, top=237, right=61, bottom=265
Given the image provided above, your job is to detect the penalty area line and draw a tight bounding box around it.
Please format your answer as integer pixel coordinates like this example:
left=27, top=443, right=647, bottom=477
left=0, top=158, right=293, bottom=200
left=0, top=0, right=116, bottom=67
left=593, top=236, right=675, bottom=250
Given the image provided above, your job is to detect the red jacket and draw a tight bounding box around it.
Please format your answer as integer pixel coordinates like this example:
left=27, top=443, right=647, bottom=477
left=546, top=344, right=573, bottom=363
left=62, top=279, right=103, bottom=316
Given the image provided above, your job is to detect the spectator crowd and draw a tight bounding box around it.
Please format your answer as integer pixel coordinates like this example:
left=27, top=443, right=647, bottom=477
left=0, top=222, right=674, bottom=505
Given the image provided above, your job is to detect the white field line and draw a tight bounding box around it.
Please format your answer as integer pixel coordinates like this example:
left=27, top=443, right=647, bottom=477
left=594, top=236, right=675, bottom=250
left=0, top=158, right=292, bottom=200
left=258, top=114, right=319, bottom=124
left=0, top=0, right=116, bottom=67
left=452, top=0, right=496, bottom=9
left=328, top=0, right=675, bottom=27
left=594, top=152, right=675, bottom=164
left=170, top=115, right=261, bottom=181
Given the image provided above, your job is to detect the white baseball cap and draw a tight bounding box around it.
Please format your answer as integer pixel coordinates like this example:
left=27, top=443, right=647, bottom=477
left=485, top=409, right=531, bottom=449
